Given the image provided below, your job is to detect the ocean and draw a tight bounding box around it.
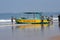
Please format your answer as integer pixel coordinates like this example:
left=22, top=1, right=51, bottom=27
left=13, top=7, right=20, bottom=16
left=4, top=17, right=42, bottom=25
left=0, top=13, right=60, bottom=40
left=0, top=12, right=58, bottom=19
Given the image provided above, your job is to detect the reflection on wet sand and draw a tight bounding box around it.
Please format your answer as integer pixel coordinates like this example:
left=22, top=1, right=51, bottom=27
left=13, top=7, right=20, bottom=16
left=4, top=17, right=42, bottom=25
left=58, top=23, right=60, bottom=30
left=16, top=24, right=52, bottom=29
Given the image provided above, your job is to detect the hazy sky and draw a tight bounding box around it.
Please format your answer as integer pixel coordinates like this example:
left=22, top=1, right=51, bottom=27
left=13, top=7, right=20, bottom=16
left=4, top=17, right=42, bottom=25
left=0, top=0, right=60, bottom=13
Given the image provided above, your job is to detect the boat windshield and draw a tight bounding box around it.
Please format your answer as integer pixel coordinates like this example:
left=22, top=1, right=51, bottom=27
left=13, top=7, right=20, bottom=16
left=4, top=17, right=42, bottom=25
left=24, top=12, right=42, bottom=20
left=16, top=12, right=48, bottom=20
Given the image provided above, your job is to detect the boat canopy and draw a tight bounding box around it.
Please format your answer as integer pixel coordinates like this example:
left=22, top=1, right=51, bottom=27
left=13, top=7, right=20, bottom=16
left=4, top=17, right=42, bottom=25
left=16, top=12, right=45, bottom=19
left=24, top=12, right=42, bottom=14
left=24, top=12, right=42, bottom=19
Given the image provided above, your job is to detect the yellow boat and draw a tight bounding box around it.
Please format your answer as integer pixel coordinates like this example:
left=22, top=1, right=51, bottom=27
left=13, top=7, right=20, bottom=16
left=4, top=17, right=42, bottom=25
left=15, top=19, right=49, bottom=24
left=15, top=12, right=50, bottom=24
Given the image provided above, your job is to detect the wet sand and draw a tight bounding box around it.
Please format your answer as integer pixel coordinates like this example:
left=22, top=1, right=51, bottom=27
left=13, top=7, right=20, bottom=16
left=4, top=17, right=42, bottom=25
left=0, top=22, right=60, bottom=40
left=49, top=35, right=60, bottom=40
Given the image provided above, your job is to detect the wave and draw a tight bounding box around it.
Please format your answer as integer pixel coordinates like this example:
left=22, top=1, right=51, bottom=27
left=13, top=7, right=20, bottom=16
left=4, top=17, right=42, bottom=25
left=0, top=19, right=15, bottom=25
left=0, top=19, right=15, bottom=22
left=0, top=17, right=58, bottom=22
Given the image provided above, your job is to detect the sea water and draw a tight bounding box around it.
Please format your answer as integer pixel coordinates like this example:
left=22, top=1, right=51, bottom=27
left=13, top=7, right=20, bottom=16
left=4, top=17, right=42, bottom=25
left=0, top=12, right=58, bottom=22
left=0, top=13, right=60, bottom=40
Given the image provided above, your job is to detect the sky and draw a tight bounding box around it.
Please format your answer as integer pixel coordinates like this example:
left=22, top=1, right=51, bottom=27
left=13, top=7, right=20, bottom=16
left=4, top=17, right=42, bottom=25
left=0, top=0, right=60, bottom=13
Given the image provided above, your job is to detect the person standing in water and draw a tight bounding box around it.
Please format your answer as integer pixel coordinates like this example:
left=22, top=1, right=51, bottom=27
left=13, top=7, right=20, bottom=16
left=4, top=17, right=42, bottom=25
left=41, top=16, right=44, bottom=24
left=58, top=15, right=60, bottom=22
left=58, top=15, right=60, bottom=30
left=50, top=16, right=53, bottom=24
left=11, top=16, right=14, bottom=24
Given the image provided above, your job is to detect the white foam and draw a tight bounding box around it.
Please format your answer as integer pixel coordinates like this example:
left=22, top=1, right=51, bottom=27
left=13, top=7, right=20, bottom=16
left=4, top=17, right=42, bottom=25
left=0, top=19, right=15, bottom=22
left=53, top=17, right=58, bottom=22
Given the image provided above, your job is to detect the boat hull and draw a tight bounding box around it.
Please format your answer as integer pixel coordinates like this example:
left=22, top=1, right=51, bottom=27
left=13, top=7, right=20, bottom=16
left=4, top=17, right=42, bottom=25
left=15, top=19, right=49, bottom=24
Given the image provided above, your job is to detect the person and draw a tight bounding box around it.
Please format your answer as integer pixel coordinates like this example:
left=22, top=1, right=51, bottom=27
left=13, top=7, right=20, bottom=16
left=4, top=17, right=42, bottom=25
left=41, top=16, right=44, bottom=24
left=50, top=16, right=53, bottom=24
left=58, top=15, right=60, bottom=22
left=58, top=15, right=60, bottom=29
left=11, top=16, right=13, bottom=24
left=45, top=16, right=49, bottom=21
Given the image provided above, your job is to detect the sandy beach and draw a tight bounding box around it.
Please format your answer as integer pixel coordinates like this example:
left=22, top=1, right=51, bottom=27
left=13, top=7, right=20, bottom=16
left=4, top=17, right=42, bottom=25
left=49, top=35, right=60, bottom=40
left=0, top=22, right=60, bottom=40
